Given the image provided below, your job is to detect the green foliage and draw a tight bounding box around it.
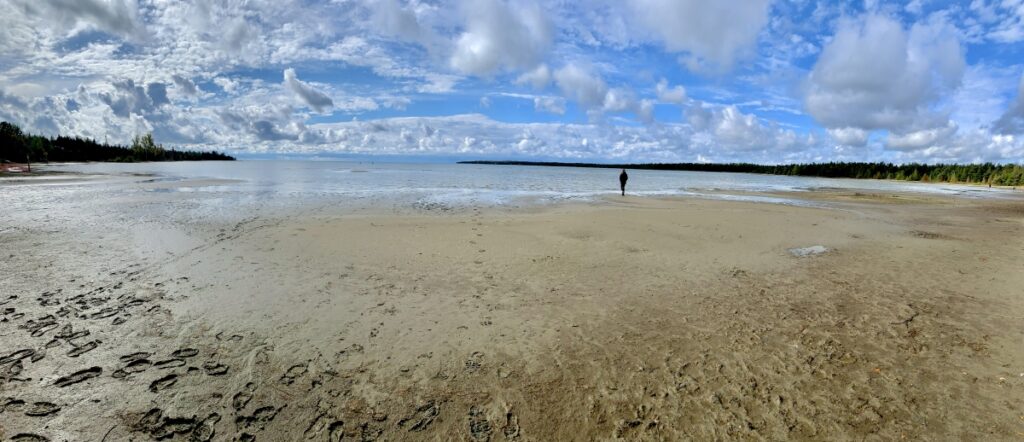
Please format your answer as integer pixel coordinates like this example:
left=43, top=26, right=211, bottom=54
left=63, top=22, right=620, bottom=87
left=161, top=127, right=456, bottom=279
left=0, top=121, right=234, bottom=163
left=461, top=160, right=1024, bottom=187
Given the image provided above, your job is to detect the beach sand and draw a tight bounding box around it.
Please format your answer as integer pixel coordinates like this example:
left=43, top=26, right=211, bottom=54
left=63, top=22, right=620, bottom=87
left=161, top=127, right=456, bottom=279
left=2, top=190, right=1023, bottom=440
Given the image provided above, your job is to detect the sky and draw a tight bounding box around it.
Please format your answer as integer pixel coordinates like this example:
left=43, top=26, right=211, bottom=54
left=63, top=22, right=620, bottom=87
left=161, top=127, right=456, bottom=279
left=2, top=0, right=1024, bottom=164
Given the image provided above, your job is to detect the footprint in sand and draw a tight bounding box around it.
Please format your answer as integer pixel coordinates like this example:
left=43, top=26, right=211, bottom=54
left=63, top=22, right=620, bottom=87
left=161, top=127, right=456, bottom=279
left=202, top=361, right=229, bottom=376
left=135, top=409, right=220, bottom=441
left=11, top=434, right=50, bottom=442
left=191, top=413, right=222, bottom=442
left=55, top=324, right=90, bottom=341
left=24, top=402, right=61, bottom=417
left=0, top=349, right=35, bottom=365
left=233, top=382, right=256, bottom=411
left=112, top=358, right=153, bottom=379
left=26, top=317, right=59, bottom=337
left=136, top=408, right=164, bottom=431
left=153, top=358, right=186, bottom=369
left=468, top=406, right=493, bottom=441
left=89, top=307, right=120, bottom=320
left=67, top=341, right=99, bottom=358
left=464, top=352, right=484, bottom=373
left=119, top=352, right=152, bottom=362
left=328, top=421, right=345, bottom=441
left=502, top=411, right=521, bottom=439
left=3, top=360, right=25, bottom=380
left=401, top=401, right=439, bottom=432
left=235, top=406, right=282, bottom=432
left=54, top=367, right=102, bottom=387
left=280, top=363, right=308, bottom=385
left=149, top=374, right=177, bottom=393
left=2, top=398, right=26, bottom=414
left=170, top=348, right=199, bottom=358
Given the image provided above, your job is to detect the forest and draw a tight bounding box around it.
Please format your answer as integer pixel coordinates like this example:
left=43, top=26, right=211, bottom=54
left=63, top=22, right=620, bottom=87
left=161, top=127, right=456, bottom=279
left=461, top=160, right=1024, bottom=187
left=0, top=121, right=234, bottom=164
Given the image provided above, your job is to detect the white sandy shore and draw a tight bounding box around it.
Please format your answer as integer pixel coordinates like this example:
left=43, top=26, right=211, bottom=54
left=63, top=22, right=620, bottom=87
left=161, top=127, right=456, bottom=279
left=1, top=187, right=1023, bottom=440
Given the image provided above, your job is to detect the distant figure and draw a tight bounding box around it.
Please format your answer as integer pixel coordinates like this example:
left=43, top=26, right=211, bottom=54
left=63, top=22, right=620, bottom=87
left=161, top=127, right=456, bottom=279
left=619, top=169, right=628, bottom=196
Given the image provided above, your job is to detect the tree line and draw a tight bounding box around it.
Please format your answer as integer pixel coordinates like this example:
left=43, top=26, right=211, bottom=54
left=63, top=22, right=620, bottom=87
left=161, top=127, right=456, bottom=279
left=460, top=160, right=1024, bottom=187
left=0, top=121, right=234, bottom=164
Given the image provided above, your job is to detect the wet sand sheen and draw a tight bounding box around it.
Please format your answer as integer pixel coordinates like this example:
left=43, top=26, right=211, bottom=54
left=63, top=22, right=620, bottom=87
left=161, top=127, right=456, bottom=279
left=1, top=192, right=1023, bottom=440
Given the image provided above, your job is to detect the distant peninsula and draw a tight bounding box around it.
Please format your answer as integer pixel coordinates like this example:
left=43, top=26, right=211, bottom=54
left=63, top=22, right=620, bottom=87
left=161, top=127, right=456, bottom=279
left=459, top=160, right=1024, bottom=187
left=1, top=121, right=234, bottom=168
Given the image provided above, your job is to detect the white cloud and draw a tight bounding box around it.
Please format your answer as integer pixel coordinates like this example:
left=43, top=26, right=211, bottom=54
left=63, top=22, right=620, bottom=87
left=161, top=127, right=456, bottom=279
left=993, top=73, right=1024, bottom=134
left=370, top=0, right=435, bottom=46
left=99, top=79, right=169, bottom=117
left=554, top=64, right=608, bottom=109
left=637, top=99, right=655, bottom=124
left=630, top=0, right=771, bottom=71
left=973, top=0, right=1024, bottom=43
left=601, top=88, right=635, bottom=113
left=283, top=68, right=334, bottom=113
left=886, top=122, right=958, bottom=150
left=515, top=64, right=552, bottom=90
left=655, top=78, right=686, bottom=104
left=449, top=0, right=552, bottom=76
left=171, top=75, right=199, bottom=96
left=804, top=14, right=966, bottom=149
left=214, top=77, right=240, bottom=94
left=533, top=96, right=565, bottom=115
left=551, top=65, right=655, bottom=122
left=292, top=113, right=818, bottom=162
left=13, top=0, right=142, bottom=39
left=827, top=127, right=869, bottom=146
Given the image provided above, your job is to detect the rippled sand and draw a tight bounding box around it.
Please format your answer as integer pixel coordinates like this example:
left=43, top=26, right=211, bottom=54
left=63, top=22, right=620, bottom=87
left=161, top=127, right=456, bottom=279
left=2, top=178, right=1023, bottom=440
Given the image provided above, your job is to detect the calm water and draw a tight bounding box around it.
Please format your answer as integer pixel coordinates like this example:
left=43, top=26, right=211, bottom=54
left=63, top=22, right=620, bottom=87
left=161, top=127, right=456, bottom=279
left=0, top=161, right=1016, bottom=227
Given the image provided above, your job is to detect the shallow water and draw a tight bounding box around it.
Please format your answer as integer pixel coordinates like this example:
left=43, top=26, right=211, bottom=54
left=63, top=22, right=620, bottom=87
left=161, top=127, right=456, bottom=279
left=1, top=161, right=1016, bottom=227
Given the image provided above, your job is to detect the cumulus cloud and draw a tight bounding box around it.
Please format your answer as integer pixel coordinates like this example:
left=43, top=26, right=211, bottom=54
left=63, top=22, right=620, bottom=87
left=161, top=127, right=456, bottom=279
left=655, top=79, right=686, bottom=104
left=515, top=64, right=552, bottom=90
left=369, top=0, right=441, bottom=50
left=14, top=0, right=141, bottom=38
left=172, top=75, right=200, bottom=96
left=533, top=96, right=565, bottom=115
left=886, top=122, right=958, bottom=150
left=637, top=99, right=655, bottom=124
left=687, top=103, right=804, bottom=152
left=554, top=65, right=608, bottom=108
left=550, top=65, right=660, bottom=123
left=99, top=79, right=170, bottom=117
left=630, top=0, right=771, bottom=71
left=214, top=77, right=240, bottom=94
left=805, top=14, right=966, bottom=150
left=283, top=68, right=334, bottom=113
left=449, top=0, right=552, bottom=76
left=252, top=120, right=299, bottom=141
left=993, top=73, right=1024, bottom=134
left=827, top=127, right=869, bottom=147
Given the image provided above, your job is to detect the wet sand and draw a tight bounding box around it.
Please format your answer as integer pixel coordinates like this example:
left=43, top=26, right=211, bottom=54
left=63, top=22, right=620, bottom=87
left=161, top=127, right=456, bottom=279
left=2, top=189, right=1024, bottom=440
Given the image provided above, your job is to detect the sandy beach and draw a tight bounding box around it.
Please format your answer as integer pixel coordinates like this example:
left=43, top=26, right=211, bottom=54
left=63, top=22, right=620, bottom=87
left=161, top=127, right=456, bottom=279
left=2, top=180, right=1024, bottom=440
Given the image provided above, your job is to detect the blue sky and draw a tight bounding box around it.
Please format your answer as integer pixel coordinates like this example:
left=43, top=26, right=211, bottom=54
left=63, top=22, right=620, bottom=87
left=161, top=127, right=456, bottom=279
left=1, top=0, right=1024, bottom=164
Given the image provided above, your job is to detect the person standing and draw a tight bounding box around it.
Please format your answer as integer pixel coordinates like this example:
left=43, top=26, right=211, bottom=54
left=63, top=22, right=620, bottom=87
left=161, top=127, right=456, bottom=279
left=619, top=169, right=628, bottom=196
